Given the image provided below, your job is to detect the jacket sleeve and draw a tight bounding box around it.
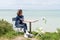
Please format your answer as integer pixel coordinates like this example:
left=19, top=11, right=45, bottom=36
left=15, top=16, right=19, bottom=26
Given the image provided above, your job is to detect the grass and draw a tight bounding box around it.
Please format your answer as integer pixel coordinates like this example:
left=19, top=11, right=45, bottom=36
left=0, top=19, right=24, bottom=39
left=0, top=19, right=60, bottom=40
left=31, top=31, right=60, bottom=40
left=3, top=31, right=24, bottom=39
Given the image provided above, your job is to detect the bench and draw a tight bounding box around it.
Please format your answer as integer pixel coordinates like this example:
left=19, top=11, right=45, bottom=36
left=12, top=17, right=39, bottom=33
left=12, top=17, right=24, bottom=32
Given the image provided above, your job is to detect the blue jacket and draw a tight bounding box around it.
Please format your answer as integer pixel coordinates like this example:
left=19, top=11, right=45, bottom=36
left=15, top=15, right=24, bottom=26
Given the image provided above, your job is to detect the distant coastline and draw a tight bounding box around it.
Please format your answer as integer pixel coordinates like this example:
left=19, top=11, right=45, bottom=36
left=0, top=9, right=60, bottom=11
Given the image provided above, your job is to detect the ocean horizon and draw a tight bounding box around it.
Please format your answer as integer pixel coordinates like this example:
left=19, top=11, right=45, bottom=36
left=0, top=9, right=60, bottom=32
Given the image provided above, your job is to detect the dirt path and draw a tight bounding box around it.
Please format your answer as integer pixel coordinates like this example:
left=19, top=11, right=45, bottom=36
left=12, top=36, right=38, bottom=40
left=0, top=36, right=38, bottom=40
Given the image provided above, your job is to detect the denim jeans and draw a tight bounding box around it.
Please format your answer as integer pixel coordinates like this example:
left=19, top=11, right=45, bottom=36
left=15, top=23, right=27, bottom=33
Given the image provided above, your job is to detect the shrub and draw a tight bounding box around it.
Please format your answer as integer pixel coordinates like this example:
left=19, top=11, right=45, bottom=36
left=0, top=19, right=13, bottom=36
left=0, top=19, right=24, bottom=39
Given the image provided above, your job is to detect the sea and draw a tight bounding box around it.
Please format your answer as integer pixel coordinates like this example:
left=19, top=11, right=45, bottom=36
left=0, top=9, right=60, bottom=32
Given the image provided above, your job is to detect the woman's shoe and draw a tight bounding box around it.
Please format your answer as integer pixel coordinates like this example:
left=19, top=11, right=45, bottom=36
left=24, top=33, right=28, bottom=38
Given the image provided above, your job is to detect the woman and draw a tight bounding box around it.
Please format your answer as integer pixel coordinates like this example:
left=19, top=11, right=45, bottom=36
left=15, top=9, right=32, bottom=38
left=15, top=9, right=27, bottom=33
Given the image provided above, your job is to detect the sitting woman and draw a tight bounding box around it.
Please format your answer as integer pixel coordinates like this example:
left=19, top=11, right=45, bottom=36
left=15, top=9, right=32, bottom=38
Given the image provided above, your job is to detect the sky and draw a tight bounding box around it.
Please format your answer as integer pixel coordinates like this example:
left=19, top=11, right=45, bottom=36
left=0, top=0, right=60, bottom=10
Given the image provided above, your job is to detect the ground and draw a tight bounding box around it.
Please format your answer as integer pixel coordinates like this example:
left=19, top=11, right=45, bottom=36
left=12, top=36, right=38, bottom=40
left=0, top=36, right=38, bottom=40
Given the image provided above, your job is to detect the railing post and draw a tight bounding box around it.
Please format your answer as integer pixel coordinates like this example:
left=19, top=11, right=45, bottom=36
left=29, top=22, right=31, bottom=33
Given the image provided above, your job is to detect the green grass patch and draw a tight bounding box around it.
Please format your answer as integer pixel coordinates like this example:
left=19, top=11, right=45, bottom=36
left=0, top=19, right=60, bottom=40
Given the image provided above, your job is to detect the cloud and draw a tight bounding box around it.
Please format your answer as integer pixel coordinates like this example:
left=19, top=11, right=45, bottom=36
left=0, top=0, right=16, bottom=9
left=0, top=0, right=60, bottom=9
